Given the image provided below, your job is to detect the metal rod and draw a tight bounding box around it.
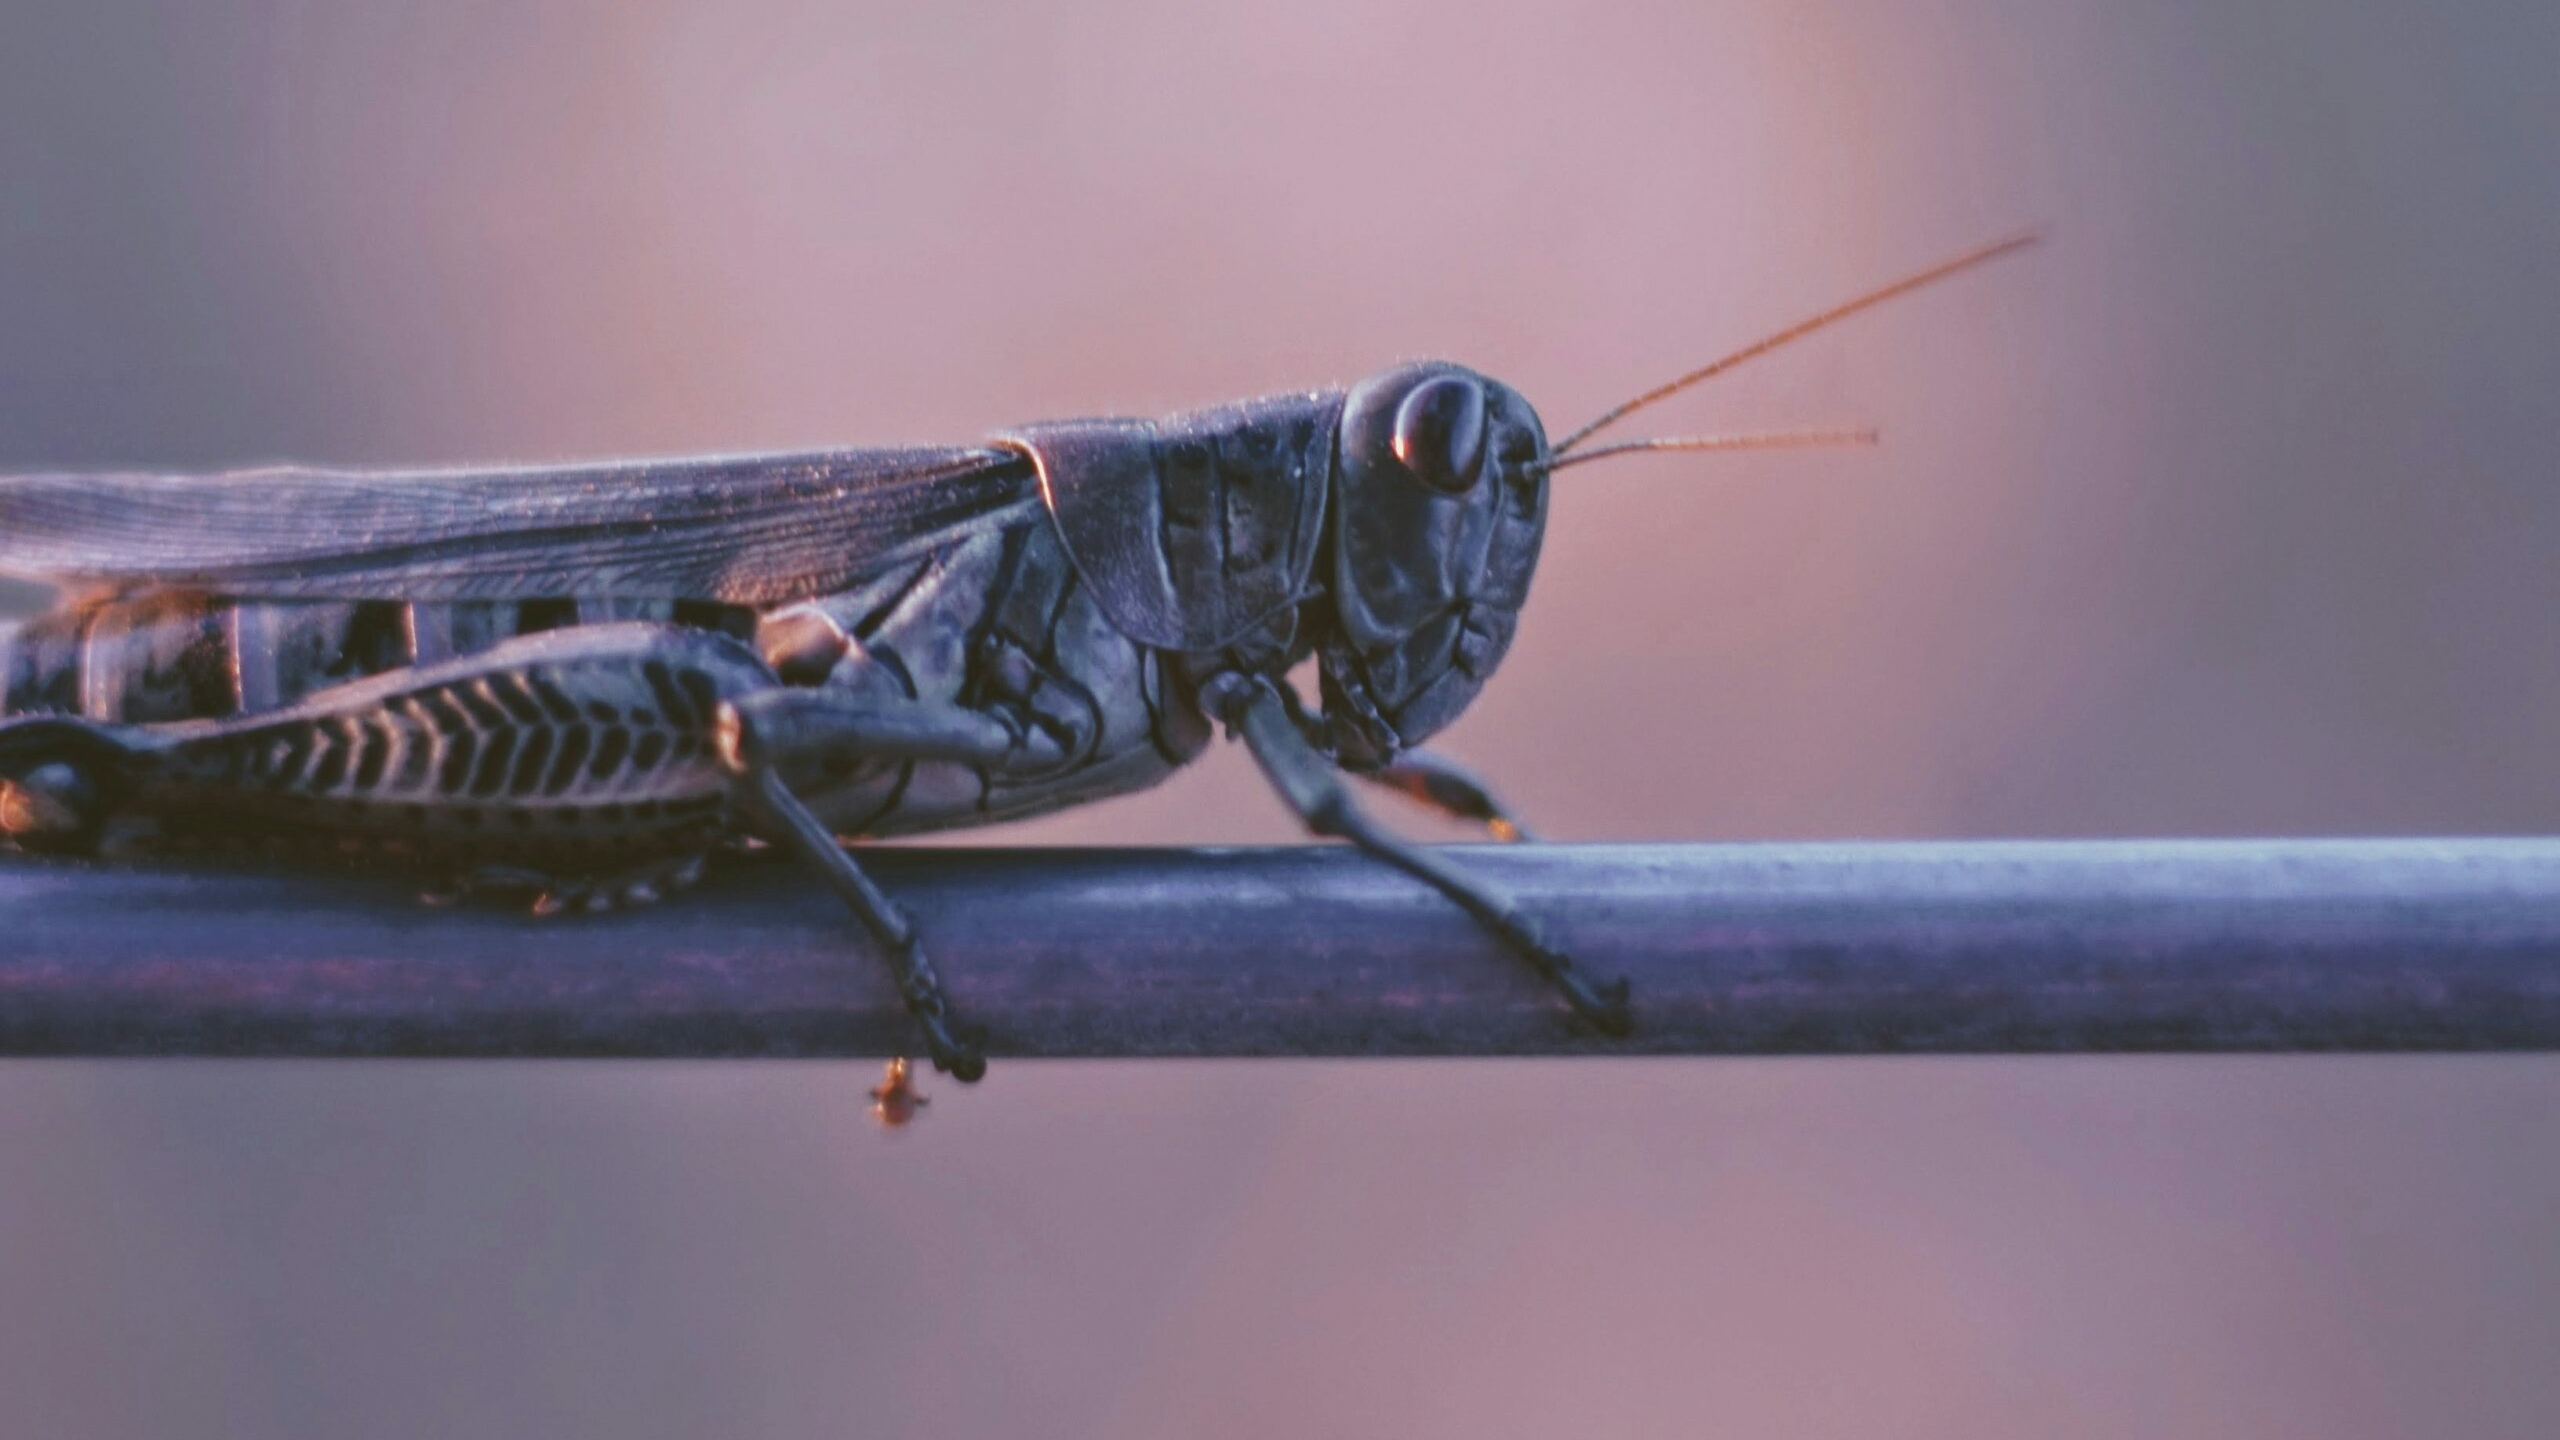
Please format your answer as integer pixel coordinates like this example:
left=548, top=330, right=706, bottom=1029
left=3, top=839, right=2558, bottom=1058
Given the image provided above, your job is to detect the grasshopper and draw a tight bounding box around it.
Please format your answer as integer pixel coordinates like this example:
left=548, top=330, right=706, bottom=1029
left=0, top=234, right=2033, bottom=1083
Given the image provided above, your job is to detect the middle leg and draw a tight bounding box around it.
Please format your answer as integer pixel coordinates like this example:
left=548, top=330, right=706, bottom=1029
left=714, top=684, right=1061, bottom=1082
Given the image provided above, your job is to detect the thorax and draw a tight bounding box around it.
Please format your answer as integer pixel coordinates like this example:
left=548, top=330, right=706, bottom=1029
left=756, top=513, right=1213, bottom=837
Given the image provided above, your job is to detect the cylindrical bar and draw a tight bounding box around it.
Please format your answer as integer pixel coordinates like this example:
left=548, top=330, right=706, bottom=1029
left=2, top=839, right=2557, bottom=1057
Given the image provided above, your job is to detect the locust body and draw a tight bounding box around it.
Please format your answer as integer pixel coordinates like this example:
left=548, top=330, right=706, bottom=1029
left=0, top=364, right=1595, bottom=1078
left=0, top=235, right=2035, bottom=1083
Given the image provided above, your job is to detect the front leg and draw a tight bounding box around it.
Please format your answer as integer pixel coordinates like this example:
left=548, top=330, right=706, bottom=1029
left=1356, top=749, right=1540, bottom=842
left=1211, top=675, right=1631, bottom=1034
left=1264, top=684, right=1536, bottom=841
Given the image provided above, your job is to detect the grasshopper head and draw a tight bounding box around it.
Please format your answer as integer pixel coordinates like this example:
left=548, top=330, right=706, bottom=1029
left=1317, top=361, right=1549, bottom=769
left=1307, top=233, right=2040, bottom=768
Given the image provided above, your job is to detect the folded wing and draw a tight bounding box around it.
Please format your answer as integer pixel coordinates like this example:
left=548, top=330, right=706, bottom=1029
left=0, top=446, right=1038, bottom=605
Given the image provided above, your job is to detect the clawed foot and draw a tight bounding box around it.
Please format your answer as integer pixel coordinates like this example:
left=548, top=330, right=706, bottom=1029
left=528, top=853, right=710, bottom=916
left=1556, top=967, right=1634, bottom=1036
left=422, top=853, right=711, bottom=916
left=1516, top=933, right=1634, bottom=1036
left=911, top=1000, right=987, bottom=1083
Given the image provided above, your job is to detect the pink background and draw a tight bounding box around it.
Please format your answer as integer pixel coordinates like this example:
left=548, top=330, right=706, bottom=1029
left=2, top=2, right=2555, bottom=1435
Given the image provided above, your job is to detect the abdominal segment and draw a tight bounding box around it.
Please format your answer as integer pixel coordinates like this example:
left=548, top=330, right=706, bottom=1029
left=3, top=592, right=757, bottom=725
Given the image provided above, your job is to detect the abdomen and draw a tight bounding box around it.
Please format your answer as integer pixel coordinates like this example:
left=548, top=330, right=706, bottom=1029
left=3, top=592, right=755, bottom=724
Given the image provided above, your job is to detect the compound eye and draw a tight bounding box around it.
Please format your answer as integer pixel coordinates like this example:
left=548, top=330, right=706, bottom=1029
left=1391, top=375, right=1487, bottom=494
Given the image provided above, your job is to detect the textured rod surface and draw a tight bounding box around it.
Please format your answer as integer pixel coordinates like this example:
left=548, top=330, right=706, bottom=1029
left=2, top=839, right=2559, bottom=1058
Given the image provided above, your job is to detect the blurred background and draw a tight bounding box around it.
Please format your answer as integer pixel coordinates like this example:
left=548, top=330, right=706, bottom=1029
left=3, top=1, right=2557, bottom=1435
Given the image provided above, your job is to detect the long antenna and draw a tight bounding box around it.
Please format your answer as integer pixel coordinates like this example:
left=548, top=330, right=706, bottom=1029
left=1543, top=427, right=1879, bottom=472
left=1551, top=229, right=2042, bottom=457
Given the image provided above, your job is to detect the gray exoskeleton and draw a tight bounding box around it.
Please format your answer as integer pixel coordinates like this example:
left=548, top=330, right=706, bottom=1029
left=0, top=362, right=1611, bottom=1079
